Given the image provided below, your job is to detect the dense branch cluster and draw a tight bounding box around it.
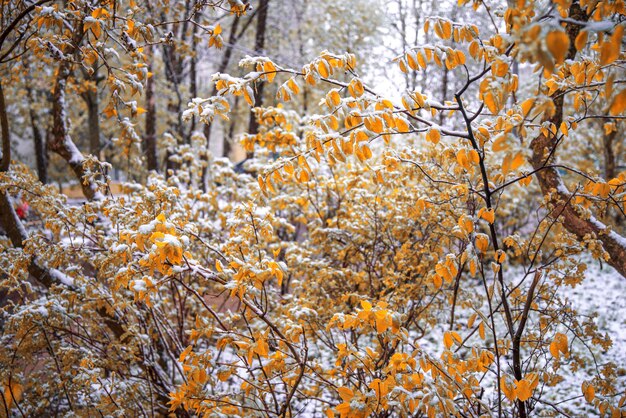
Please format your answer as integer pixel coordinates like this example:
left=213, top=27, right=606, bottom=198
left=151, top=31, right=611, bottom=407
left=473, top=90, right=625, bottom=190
left=0, top=0, right=625, bottom=417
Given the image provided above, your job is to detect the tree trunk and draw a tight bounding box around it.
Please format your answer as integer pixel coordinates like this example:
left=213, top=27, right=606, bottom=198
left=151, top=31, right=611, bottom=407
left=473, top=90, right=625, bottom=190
left=145, top=58, right=158, bottom=172
left=26, top=87, right=48, bottom=183
left=85, top=88, right=100, bottom=157
left=603, top=129, right=617, bottom=181
left=245, top=0, right=270, bottom=160
left=529, top=3, right=626, bottom=278
left=204, top=14, right=242, bottom=156
left=0, top=82, right=9, bottom=173
left=47, top=26, right=102, bottom=201
left=79, top=62, right=102, bottom=157
left=49, top=62, right=101, bottom=201
left=200, top=13, right=245, bottom=190
left=187, top=23, right=198, bottom=141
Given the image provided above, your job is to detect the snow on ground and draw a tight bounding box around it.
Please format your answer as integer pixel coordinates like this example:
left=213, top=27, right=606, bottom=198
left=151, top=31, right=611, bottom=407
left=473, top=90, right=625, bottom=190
left=563, top=260, right=626, bottom=371
left=553, top=259, right=626, bottom=414
left=413, top=257, right=626, bottom=416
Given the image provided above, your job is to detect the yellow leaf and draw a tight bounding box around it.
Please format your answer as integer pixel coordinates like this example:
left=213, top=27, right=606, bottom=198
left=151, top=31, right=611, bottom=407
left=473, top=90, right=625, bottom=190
left=263, top=61, right=276, bottom=82
left=216, top=259, right=223, bottom=272
left=442, top=21, right=452, bottom=39
left=427, top=128, right=441, bottom=144
left=521, top=98, right=535, bottom=117
left=337, top=386, right=354, bottom=401
left=435, top=263, right=452, bottom=283
left=501, top=377, right=516, bottom=401
left=86, top=55, right=102, bottom=72
left=417, top=52, right=427, bottom=68
left=475, top=233, right=489, bottom=253
left=243, top=86, right=254, bottom=106
left=457, top=149, right=469, bottom=170
left=468, top=149, right=479, bottom=164
left=255, top=338, right=269, bottom=357
left=286, top=78, right=299, bottom=95
left=491, top=60, right=509, bottom=77
left=456, top=50, right=466, bottom=65
left=361, top=144, right=372, bottom=160
left=510, top=152, right=525, bottom=171
left=434, top=21, right=444, bottom=38
left=491, top=134, right=508, bottom=152
left=575, top=30, right=588, bottom=51
left=479, top=207, right=495, bottom=224
left=467, top=313, right=477, bottom=328
left=514, top=379, right=533, bottom=402
left=469, top=40, right=480, bottom=58
left=609, top=89, right=626, bottom=115
left=546, top=30, right=570, bottom=65
left=369, top=378, right=389, bottom=399
left=458, top=214, right=474, bottom=234
left=258, top=175, right=267, bottom=193
left=217, top=369, right=232, bottom=382
left=601, top=25, right=624, bottom=65
left=582, top=381, right=595, bottom=403
left=3, top=382, right=23, bottom=409
left=179, top=345, right=193, bottom=362
left=375, top=310, right=390, bottom=333
left=318, top=60, right=330, bottom=78
left=407, top=53, right=418, bottom=70
left=483, top=92, right=498, bottom=114
left=398, top=59, right=408, bottom=73
left=298, top=169, right=310, bottom=183
left=600, top=41, right=618, bottom=65
left=432, top=274, right=442, bottom=289
left=329, top=90, right=341, bottom=107
left=395, top=117, right=410, bottom=133
left=550, top=332, right=569, bottom=359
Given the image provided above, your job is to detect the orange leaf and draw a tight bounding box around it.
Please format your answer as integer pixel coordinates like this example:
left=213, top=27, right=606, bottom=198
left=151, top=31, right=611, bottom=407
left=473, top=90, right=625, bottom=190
left=515, top=379, right=533, bottom=401
left=574, top=30, right=588, bottom=51
left=337, top=386, right=354, bottom=401
left=546, top=30, right=570, bottom=65
left=609, top=89, right=626, bottom=115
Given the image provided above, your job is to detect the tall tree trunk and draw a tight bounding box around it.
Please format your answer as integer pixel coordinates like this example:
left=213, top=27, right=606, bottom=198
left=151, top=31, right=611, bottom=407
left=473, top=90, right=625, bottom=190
left=199, top=9, right=257, bottom=189
left=245, top=0, right=270, bottom=160
left=26, top=87, right=48, bottom=183
left=187, top=23, right=198, bottom=141
left=47, top=27, right=101, bottom=201
left=410, top=0, right=422, bottom=91
left=397, top=0, right=410, bottom=91
left=200, top=13, right=246, bottom=190
left=603, top=129, right=617, bottom=181
left=224, top=95, right=240, bottom=159
left=0, top=82, right=9, bottom=173
left=160, top=1, right=192, bottom=175
left=205, top=14, right=242, bottom=157
left=145, top=58, right=158, bottom=172
left=79, top=63, right=102, bottom=157
left=85, top=88, right=100, bottom=157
